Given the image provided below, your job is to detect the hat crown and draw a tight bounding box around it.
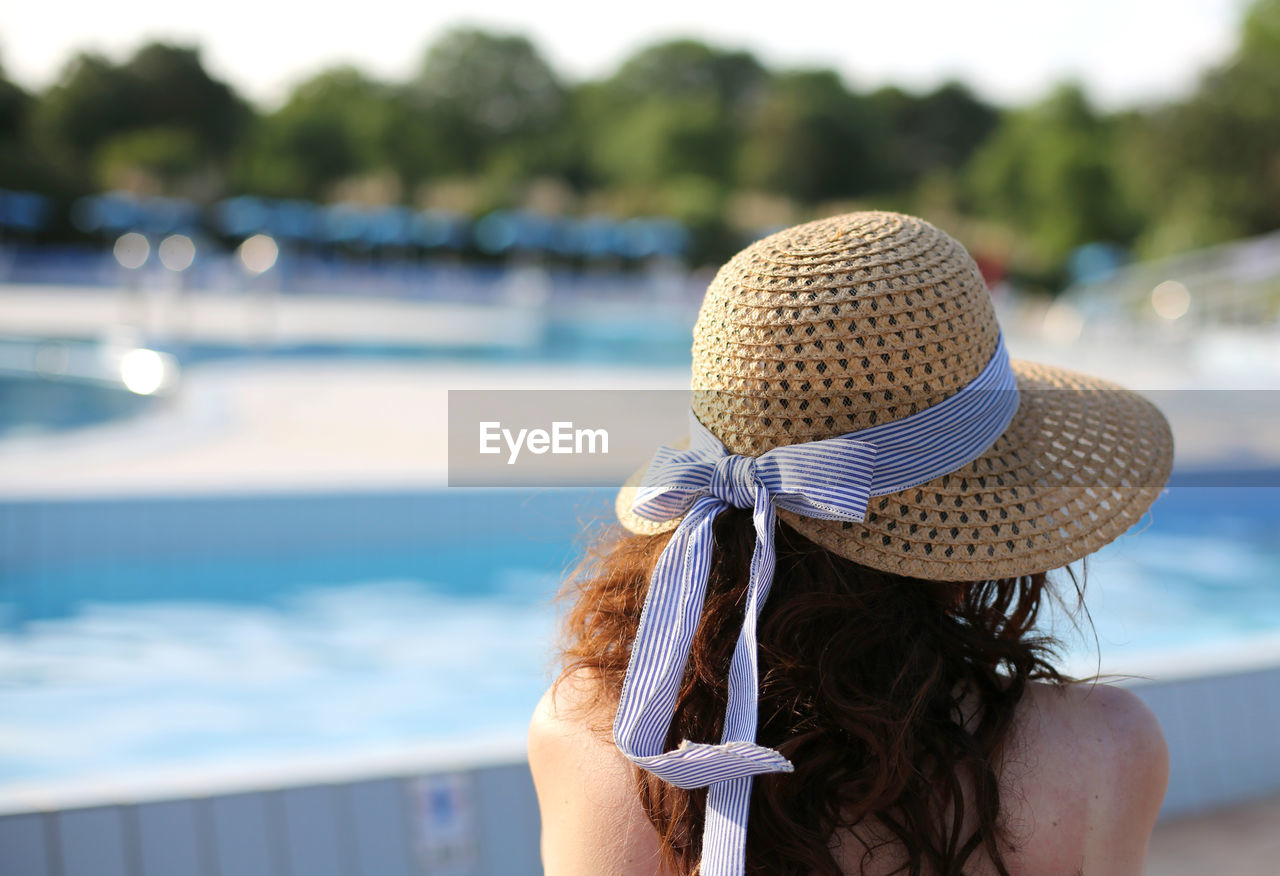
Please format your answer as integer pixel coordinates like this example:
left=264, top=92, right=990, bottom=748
left=691, top=211, right=1000, bottom=456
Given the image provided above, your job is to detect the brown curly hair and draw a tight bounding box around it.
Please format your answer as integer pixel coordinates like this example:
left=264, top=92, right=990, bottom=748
left=556, top=507, right=1078, bottom=875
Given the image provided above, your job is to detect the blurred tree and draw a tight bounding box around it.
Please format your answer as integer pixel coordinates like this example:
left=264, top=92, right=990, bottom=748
left=870, top=82, right=1000, bottom=188
left=588, top=92, right=732, bottom=184
left=0, top=63, right=38, bottom=189
left=409, top=28, right=568, bottom=180
left=1241, top=0, right=1280, bottom=56
left=235, top=67, right=395, bottom=200
left=738, top=70, right=890, bottom=203
left=601, top=39, right=766, bottom=110
left=379, top=88, right=454, bottom=191
left=97, top=126, right=205, bottom=193
left=966, top=83, right=1137, bottom=269
left=0, top=64, right=31, bottom=144
left=0, top=57, right=86, bottom=206
left=124, top=44, right=248, bottom=155
left=33, top=43, right=249, bottom=194
left=8, top=1, right=1276, bottom=266
left=583, top=40, right=767, bottom=187
left=1120, top=0, right=1280, bottom=255
left=31, top=53, right=133, bottom=173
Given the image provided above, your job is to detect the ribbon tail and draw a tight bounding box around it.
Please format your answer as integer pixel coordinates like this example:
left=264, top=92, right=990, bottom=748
left=613, top=496, right=723, bottom=763
left=704, top=777, right=754, bottom=876
left=697, top=483, right=785, bottom=875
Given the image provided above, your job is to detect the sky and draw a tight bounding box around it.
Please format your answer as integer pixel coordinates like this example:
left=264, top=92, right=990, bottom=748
left=0, top=0, right=1252, bottom=110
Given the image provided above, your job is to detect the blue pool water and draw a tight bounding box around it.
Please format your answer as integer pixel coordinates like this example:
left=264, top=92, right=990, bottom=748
left=0, top=485, right=1276, bottom=788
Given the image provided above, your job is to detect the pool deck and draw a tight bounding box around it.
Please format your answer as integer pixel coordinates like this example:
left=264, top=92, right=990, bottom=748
left=2, top=282, right=1278, bottom=499
left=1147, top=792, right=1280, bottom=875
left=1, top=348, right=1276, bottom=500
left=0, top=356, right=689, bottom=498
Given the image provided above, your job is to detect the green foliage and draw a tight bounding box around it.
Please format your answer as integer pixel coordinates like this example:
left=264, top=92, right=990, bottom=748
left=35, top=44, right=247, bottom=166
left=4, top=1, right=1278, bottom=276
left=0, top=63, right=77, bottom=192
left=590, top=94, right=733, bottom=184
left=1119, top=0, right=1280, bottom=257
left=658, top=174, right=727, bottom=227
left=0, top=73, right=31, bottom=143
left=1241, top=0, right=1280, bottom=58
left=124, top=43, right=249, bottom=155
left=97, top=126, right=205, bottom=189
left=738, top=70, right=889, bottom=203
left=583, top=41, right=767, bottom=189
left=967, top=84, right=1137, bottom=267
left=0, top=73, right=44, bottom=191
left=870, top=82, right=1000, bottom=190
left=603, top=40, right=766, bottom=109
left=410, top=28, right=568, bottom=179
left=233, top=67, right=396, bottom=199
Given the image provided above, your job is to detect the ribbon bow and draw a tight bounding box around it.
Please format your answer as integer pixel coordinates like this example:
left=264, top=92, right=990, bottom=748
left=612, top=334, right=1019, bottom=876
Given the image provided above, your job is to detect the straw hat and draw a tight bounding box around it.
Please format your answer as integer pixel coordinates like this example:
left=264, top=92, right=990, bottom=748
left=617, top=211, right=1173, bottom=581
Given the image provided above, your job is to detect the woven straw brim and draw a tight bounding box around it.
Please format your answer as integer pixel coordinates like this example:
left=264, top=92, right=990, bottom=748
left=616, top=359, right=1174, bottom=581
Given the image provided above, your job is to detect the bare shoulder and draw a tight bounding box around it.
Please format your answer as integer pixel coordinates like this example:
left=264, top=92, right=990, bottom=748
left=1006, top=681, right=1169, bottom=875
left=528, top=671, right=669, bottom=876
left=1020, top=680, right=1169, bottom=791
left=527, top=669, right=622, bottom=806
left=528, top=669, right=604, bottom=766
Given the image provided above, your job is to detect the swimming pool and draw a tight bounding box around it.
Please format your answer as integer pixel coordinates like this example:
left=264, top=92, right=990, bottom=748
left=0, top=336, right=178, bottom=438
left=0, top=484, right=1276, bottom=791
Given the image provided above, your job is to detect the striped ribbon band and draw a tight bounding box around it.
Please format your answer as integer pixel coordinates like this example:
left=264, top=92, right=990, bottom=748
left=612, top=333, right=1019, bottom=876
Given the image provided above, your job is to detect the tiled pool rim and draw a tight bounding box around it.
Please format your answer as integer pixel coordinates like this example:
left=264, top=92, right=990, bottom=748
left=1, top=665, right=1278, bottom=876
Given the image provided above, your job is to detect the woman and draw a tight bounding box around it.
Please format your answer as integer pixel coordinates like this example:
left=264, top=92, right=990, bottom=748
left=529, top=212, right=1172, bottom=875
